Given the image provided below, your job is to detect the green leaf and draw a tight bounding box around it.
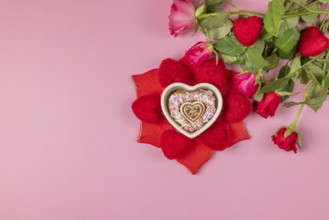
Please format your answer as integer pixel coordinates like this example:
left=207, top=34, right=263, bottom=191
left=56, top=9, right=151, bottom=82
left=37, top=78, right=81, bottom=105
left=300, top=69, right=311, bottom=84
left=252, top=40, right=266, bottom=52
left=200, top=13, right=229, bottom=29
left=260, top=30, right=274, bottom=40
left=321, top=19, right=329, bottom=33
left=195, top=5, right=206, bottom=17
left=319, top=0, right=329, bottom=3
left=205, top=0, right=223, bottom=13
left=245, top=47, right=270, bottom=73
left=283, top=101, right=305, bottom=108
left=289, top=56, right=302, bottom=79
left=284, top=16, right=300, bottom=29
left=260, top=77, right=290, bottom=93
left=301, top=3, right=321, bottom=25
left=275, top=28, right=300, bottom=59
left=280, top=80, right=295, bottom=102
left=264, top=53, right=280, bottom=71
left=264, top=0, right=284, bottom=37
left=214, top=36, right=247, bottom=56
left=278, top=65, right=291, bottom=78
left=254, top=88, right=264, bottom=101
left=303, top=62, right=325, bottom=84
left=221, top=54, right=240, bottom=64
left=208, top=20, right=233, bottom=39
left=306, top=82, right=328, bottom=112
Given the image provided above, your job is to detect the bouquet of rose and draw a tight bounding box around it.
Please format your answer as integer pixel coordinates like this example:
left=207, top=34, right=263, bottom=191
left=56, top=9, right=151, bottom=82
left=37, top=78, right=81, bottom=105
left=169, top=0, right=329, bottom=153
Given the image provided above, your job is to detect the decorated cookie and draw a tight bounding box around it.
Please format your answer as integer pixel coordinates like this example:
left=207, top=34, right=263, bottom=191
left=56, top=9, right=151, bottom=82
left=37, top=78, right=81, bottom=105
left=168, top=89, right=216, bottom=133
left=161, top=83, right=223, bottom=139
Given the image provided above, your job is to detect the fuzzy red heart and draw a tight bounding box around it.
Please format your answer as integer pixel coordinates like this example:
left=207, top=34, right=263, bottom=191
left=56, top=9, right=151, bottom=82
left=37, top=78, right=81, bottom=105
left=221, top=94, right=252, bottom=123
left=158, top=58, right=193, bottom=87
left=193, top=59, right=230, bottom=96
left=132, top=95, right=163, bottom=124
left=298, top=26, right=329, bottom=57
left=160, top=130, right=192, bottom=160
left=232, top=16, right=262, bottom=47
left=199, top=120, right=233, bottom=151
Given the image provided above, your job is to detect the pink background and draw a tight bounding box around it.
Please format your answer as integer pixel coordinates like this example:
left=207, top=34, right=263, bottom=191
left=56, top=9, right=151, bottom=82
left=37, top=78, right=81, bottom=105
left=0, top=0, right=329, bottom=219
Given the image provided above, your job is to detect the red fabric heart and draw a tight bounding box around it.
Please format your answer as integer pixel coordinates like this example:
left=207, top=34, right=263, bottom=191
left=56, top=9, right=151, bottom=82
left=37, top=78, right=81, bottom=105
left=199, top=120, right=232, bottom=151
left=222, top=94, right=252, bottom=123
left=132, top=95, right=163, bottom=124
left=132, top=58, right=251, bottom=174
left=298, top=26, right=329, bottom=57
left=160, top=130, right=193, bottom=160
left=158, top=58, right=193, bottom=87
left=192, top=59, right=230, bottom=96
left=232, top=16, right=262, bottom=47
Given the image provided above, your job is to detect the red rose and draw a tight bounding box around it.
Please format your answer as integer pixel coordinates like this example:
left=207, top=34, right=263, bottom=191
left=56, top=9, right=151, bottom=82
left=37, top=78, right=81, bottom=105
left=185, top=42, right=213, bottom=67
left=232, top=72, right=259, bottom=99
left=256, top=92, right=280, bottom=118
left=272, top=127, right=298, bottom=153
left=169, top=0, right=196, bottom=37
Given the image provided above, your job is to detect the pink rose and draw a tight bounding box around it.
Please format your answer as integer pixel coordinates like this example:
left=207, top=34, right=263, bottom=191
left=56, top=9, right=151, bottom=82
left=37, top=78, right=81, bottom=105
left=185, top=42, right=213, bottom=67
left=256, top=92, right=280, bottom=118
left=233, top=72, right=258, bottom=99
left=169, top=0, right=196, bottom=37
left=272, top=127, right=298, bottom=153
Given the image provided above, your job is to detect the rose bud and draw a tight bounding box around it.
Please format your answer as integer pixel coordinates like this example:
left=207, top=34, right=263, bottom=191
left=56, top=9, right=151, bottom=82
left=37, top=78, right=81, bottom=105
left=169, top=0, right=196, bottom=37
left=272, top=127, right=298, bottom=153
left=185, top=42, right=213, bottom=67
left=256, top=92, right=280, bottom=118
left=232, top=72, right=259, bottom=99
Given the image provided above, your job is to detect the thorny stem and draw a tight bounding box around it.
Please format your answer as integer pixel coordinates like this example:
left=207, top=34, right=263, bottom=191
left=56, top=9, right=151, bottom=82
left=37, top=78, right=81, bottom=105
left=198, top=9, right=265, bottom=19
left=286, top=0, right=319, bottom=14
left=284, top=10, right=329, bottom=18
left=322, top=51, right=329, bottom=71
left=289, top=0, right=317, bottom=13
left=287, top=58, right=317, bottom=78
left=320, top=8, right=329, bottom=30
left=225, top=0, right=241, bottom=11
left=229, top=10, right=266, bottom=16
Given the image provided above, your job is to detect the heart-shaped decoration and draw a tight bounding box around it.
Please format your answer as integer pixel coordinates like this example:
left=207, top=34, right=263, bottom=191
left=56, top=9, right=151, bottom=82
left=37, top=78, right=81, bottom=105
left=161, top=83, right=223, bottom=138
left=180, top=102, right=205, bottom=123
left=299, top=26, right=329, bottom=57
left=232, top=16, right=262, bottom=47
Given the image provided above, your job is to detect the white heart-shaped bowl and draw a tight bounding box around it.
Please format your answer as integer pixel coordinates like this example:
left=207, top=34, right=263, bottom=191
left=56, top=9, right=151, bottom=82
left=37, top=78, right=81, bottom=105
left=161, top=83, right=223, bottom=139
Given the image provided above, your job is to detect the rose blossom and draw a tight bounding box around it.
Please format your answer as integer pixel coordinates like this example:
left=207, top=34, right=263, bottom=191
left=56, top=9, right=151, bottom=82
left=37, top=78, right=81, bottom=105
left=233, top=72, right=258, bottom=99
left=256, top=92, right=280, bottom=118
left=272, top=127, right=298, bottom=153
left=169, top=0, right=196, bottom=37
left=185, top=42, right=213, bottom=67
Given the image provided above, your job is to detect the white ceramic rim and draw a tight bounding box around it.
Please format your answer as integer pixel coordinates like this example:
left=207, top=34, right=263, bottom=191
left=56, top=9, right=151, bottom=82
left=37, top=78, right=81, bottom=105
left=160, top=83, right=223, bottom=139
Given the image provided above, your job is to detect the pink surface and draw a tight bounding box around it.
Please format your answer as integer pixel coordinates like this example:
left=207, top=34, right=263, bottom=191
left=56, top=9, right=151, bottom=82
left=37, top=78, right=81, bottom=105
left=0, top=0, right=329, bottom=219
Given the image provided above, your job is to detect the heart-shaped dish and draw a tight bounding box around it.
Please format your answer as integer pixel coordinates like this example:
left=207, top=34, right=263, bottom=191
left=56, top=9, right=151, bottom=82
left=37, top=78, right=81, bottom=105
left=161, top=83, right=223, bottom=138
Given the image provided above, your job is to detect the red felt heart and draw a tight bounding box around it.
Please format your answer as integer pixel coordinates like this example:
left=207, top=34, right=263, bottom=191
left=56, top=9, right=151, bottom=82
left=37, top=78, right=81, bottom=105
left=157, top=58, right=192, bottom=87
left=132, top=95, right=163, bottom=124
left=298, top=26, right=329, bottom=57
left=160, top=130, right=192, bottom=160
left=232, top=16, right=262, bottom=47
left=221, top=93, right=252, bottom=123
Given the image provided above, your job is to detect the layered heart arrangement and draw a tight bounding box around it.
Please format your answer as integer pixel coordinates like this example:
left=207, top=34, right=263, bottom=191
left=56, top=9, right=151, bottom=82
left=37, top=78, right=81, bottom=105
left=161, top=83, right=222, bottom=138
